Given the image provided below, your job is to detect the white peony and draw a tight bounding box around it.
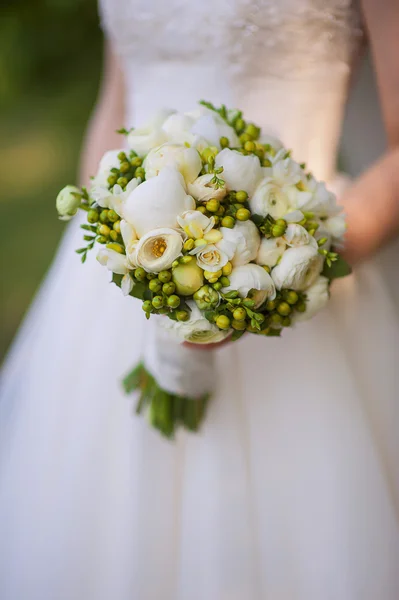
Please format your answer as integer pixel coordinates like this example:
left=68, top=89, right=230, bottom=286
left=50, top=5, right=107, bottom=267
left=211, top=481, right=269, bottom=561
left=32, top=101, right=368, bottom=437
left=135, top=228, right=183, bottom=272
left=161, top=113, right=208, bottom=150
left=123, top=168, right=195, bottom=237
left=188, top=173, right=227, bottom=202
left=256, top=237, right=286, bottom=268
left=250, top=177, right=291, bottom=219
left=164, top=301, right=231, bottom=345
left=143, top=143, right=202, bottom=185
left=222, top=264, right=276, bottom=308
left=127, top=109, right=174, bottom=156
left=283, top=224, right=317, bottom=247
left=56, top=185, right=81, bottom=220
left=271, top=244, right=323, bottom=291
left=191, top=111, right=240, bottom=148
left=215, top=148, right=263, bottom=196
left=220, top=220, right=260, bottom=266
left=266, top=150, right=303, bottom=186
left=92, top=149, right=124, bottom=187
left=293, top=176, right=341, bottom=217
left=294, top=276, right=330, bottom=322
left=91, top=179, right=139, bottom=217
left=120, top=220, right=139, bottom=267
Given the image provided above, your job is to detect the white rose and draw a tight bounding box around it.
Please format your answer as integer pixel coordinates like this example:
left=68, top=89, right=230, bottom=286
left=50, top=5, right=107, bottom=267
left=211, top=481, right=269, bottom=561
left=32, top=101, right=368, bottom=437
left=135, top=228, right=183, bottom=272
left=127, top=109, right=174, bottom=156
left=143, top=143, right=202, bottom=185
left=256, top=237, right=286, bottom=268
left=120, top=220, right=139, bottom=268
left=294, top=276, right=330, bottom=322
left=293, top=177, right=341, bottom=217
left=324, top=214, right=346, bottom=241
left=220, top=220, right=260, bottom=266
left=215, top=148, right=263, bottom=196
left=56, top=185, right=81, bottom=220
left=91, top=179, right=139, bottom=216
left=187, top=173, right=227, bottom=202
left=196, top=243, right=232, bottom=272
left=250, top=177, right=291, bottom=219
left=191, top=111, right=240, bottom=148
left=92, top=149, right=123, bottom=187
left=164, top=301, right=231, bottom=345
left=222, top=264, right=276, bottom=308
left=177, top=210, right=214, bottom=240
left=283, top=224, right=316, bottom=247
left=123, top=168, right=195, bottom=237
left=271, top=244, right=323, bottom=291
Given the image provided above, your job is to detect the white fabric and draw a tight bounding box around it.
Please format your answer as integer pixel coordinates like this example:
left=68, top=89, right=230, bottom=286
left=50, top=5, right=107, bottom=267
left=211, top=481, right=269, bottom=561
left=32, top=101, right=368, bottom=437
left=1, top=1, right=399, bottom=599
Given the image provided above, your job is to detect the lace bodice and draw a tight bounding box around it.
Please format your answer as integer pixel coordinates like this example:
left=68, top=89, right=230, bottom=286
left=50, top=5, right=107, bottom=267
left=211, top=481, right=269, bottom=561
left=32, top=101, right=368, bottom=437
left=99, top=0, right=363, bottom=181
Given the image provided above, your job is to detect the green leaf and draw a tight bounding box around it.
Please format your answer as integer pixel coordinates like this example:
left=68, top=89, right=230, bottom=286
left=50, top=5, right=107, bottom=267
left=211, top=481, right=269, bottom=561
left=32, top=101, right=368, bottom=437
left=130, top=281, right=146, bottom=299
left=322, top=255, right=352, bottom=280
left=267, top=328, right=282, bottom=337
left=231, top=329, right=246, bottom=341
left=112, top=273, right=123, bottom=288
left=251, top=214, right=264, bottom=227
left=75, top=248, right=86, bottom=254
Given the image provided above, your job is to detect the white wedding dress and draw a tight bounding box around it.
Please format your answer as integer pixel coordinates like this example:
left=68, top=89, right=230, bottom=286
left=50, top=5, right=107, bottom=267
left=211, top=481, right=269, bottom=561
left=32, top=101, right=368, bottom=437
left=1, top=1, right=399, bottom=599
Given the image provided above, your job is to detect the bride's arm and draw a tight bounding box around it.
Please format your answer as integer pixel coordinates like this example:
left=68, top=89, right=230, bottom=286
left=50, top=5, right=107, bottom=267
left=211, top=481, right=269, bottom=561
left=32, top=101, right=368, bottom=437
left=79, top=42, right=125, bottom=186
left=341, top=0, right=399, bottom=264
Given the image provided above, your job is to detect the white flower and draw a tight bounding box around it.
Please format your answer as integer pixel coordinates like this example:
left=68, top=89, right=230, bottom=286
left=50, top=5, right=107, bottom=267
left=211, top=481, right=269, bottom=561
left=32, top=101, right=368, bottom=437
left=56, top=185, right=81, bottom=220
left=91, top=179, right=139, bottom=216
left=220, top=220, right=260, bottom=266
left=187, top=173, right=227, bottom=202
left=96, top=247, right=129, bottom=275
left=121, top=274, right=134, bottom=296
left=196, top=243, right=232, bottom=272
left=92, top=149, right=123, bottom=187
left=164, top=301, right=231, bottom=345
left=294, top=276, right=330, bottom=322
left=191, top=111, right=239, bottom=149
left=250, top=177, right=291, bottom=219
left=283, top=224, right=317, bottom=247
left=215, top=148, right=263, bottom=196
left=123, top=168, right=195, bottom=237
left=161, top=113, right=208, bottom=149
left=324, top=214, right=346, bottom=241
left=135, top=228, right=183, bottom=272
left=259, top=134, right=284, bottom=152
left=284, top=210, right=305, bottom=223
left=256, top=237, right=286, bottom=268
left=266, top=150, right=303, bottom=186
left=271, top=244, right=323, bottom=291
left=143, top=143, right=202, bottom=185
left=127, top=109, right=175, bottom=156
left=293, top=177, right=341, bottom=217
left=177, top=210, right=214, bottom=240
left=222, top=264, right=276, bottom=308
left=120, top=220, right=139, bottom=267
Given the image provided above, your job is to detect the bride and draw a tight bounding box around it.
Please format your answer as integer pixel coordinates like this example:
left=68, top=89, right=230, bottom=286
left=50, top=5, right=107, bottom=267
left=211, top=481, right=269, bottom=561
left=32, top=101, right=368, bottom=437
left=1, top=1, right=399, bottom=598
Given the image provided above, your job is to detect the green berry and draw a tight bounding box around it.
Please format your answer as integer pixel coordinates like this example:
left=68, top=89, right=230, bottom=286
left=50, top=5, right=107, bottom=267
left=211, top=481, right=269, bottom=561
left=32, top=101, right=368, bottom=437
left=282, top=317, right=292, bottom=327
left=213, top=282, right=223, bottom=291
left=277, top=302, right=292, bottom=317
left=109, top=230, right=119, bottom=242
left=107, top=175, right=117, bottom=186
left=220, top=276, right=230, bottom=287
left=130, top=156, right=143, bottom=167
left=152, top=296, right=164, bottom=309
left=146, top=272, right=157, bottom=280
left=221, top=216, right=235, bottom=229
left=149, top=279, right=162, bottom=293
left=183, top=238, right=195, bottom=251
left=98, top=224, right=111, bottom=236
left=167, top=295, right=181, bottom=309
left=266, top=299, right=277, bottom=311
left=134, top=267, right=146, bottom=282
left=244, top=141, right=256, bottom=152
left=233, top=307, right=247, bottom=321
left=97, top=235, right=107, bottom=244
left=245, top=123, right=260, bottom=139
left=99, top=209, right=109, bottom=223
left=119, top=161, right=130, bottom=173
left=216, top=315, right=231, bottom=330
left=117, top=151, right=127, bottom=161
left=296, top=301, right=306, bottom=313
left=87, top=209, right=99, bottom=224
left=285, top=290, right=299, bottom=305
left=176, top=310, right=189, bottom=321
left=232, top=319, right=247, bottom=331
left=235, top=190, right=248, bottom=203
left=135, top=167, right=145, bottom=179
left=242, top=298, right=255, bottom=309
left=220, top=136, right=229, bottom=148
left=236, top=208, right=251, bottom=221
left=158, top=270, right=172, bottom=283
left=117, top=177, right=128, bottom=187
left=107, top=210, right=119, bottom=223
left=270, top=313, right=283, bottom=325
left=162, top=282, right=176, bottom=296
left=142, top=300, right=152, bottom=313
left=113, top=220, right=121, bottom=233
left=206, top=198, right=220, bottom=213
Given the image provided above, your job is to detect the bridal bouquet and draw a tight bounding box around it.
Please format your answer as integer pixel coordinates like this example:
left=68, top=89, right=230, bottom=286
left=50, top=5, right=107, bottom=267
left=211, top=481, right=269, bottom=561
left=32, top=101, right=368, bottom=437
left=56, top=101, right=351, bottom=437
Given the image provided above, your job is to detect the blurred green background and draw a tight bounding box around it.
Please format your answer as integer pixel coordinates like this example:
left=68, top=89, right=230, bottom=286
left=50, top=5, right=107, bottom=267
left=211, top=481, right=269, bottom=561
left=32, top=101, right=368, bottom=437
left=0, top=0, right=103, bottom=361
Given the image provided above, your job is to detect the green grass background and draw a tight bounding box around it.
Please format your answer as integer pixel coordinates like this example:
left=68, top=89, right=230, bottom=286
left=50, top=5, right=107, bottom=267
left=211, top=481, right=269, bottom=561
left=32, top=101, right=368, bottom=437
left=0, top=0, right=102, bottom=361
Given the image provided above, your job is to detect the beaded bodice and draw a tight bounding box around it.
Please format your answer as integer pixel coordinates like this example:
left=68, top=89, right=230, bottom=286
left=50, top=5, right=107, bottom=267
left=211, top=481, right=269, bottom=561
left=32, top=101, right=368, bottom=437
left=99, top=0, right=363, bottom=181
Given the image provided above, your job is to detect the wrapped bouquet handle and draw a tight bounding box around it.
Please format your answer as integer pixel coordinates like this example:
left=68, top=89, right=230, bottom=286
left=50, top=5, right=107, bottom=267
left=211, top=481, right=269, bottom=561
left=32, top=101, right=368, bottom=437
left=56, top=100, right=352, bottom=438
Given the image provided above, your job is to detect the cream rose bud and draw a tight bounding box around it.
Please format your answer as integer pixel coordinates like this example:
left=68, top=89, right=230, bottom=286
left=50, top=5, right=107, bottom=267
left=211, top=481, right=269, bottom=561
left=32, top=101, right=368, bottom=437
left=136, top=228, right=183, bottom=272
left=143, top=144, right=202, bottom=185
left=222, top=264, right=276, bottom=308
left=294, top=276, right=330, bottom=322
left=256, top=237, right=286, bottom=268
left=172, top=262, right=204, bottom=295
left=187, top=173, right=227, bottom=202
left=56, top=185, right=81, bottom=220
left=220, top=220, right=260, bottom=267
left=92, top=149, right=124, bottom=187
left=191, top=112, right=240, bottom=149
left=215, top=149, right=263, bottom=196
left=127, top=109, right=175, bottom=156
left=123, top=168, right=195, bottom=237
left=166, top=301, right=231, bottom=345
left=271, top=244, right=322, bottom=291
left=250, top=177, right=290, bottom=219
left=283, top=224, right=316, bottom=247
left=96, top=248, right=129, bottom=275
